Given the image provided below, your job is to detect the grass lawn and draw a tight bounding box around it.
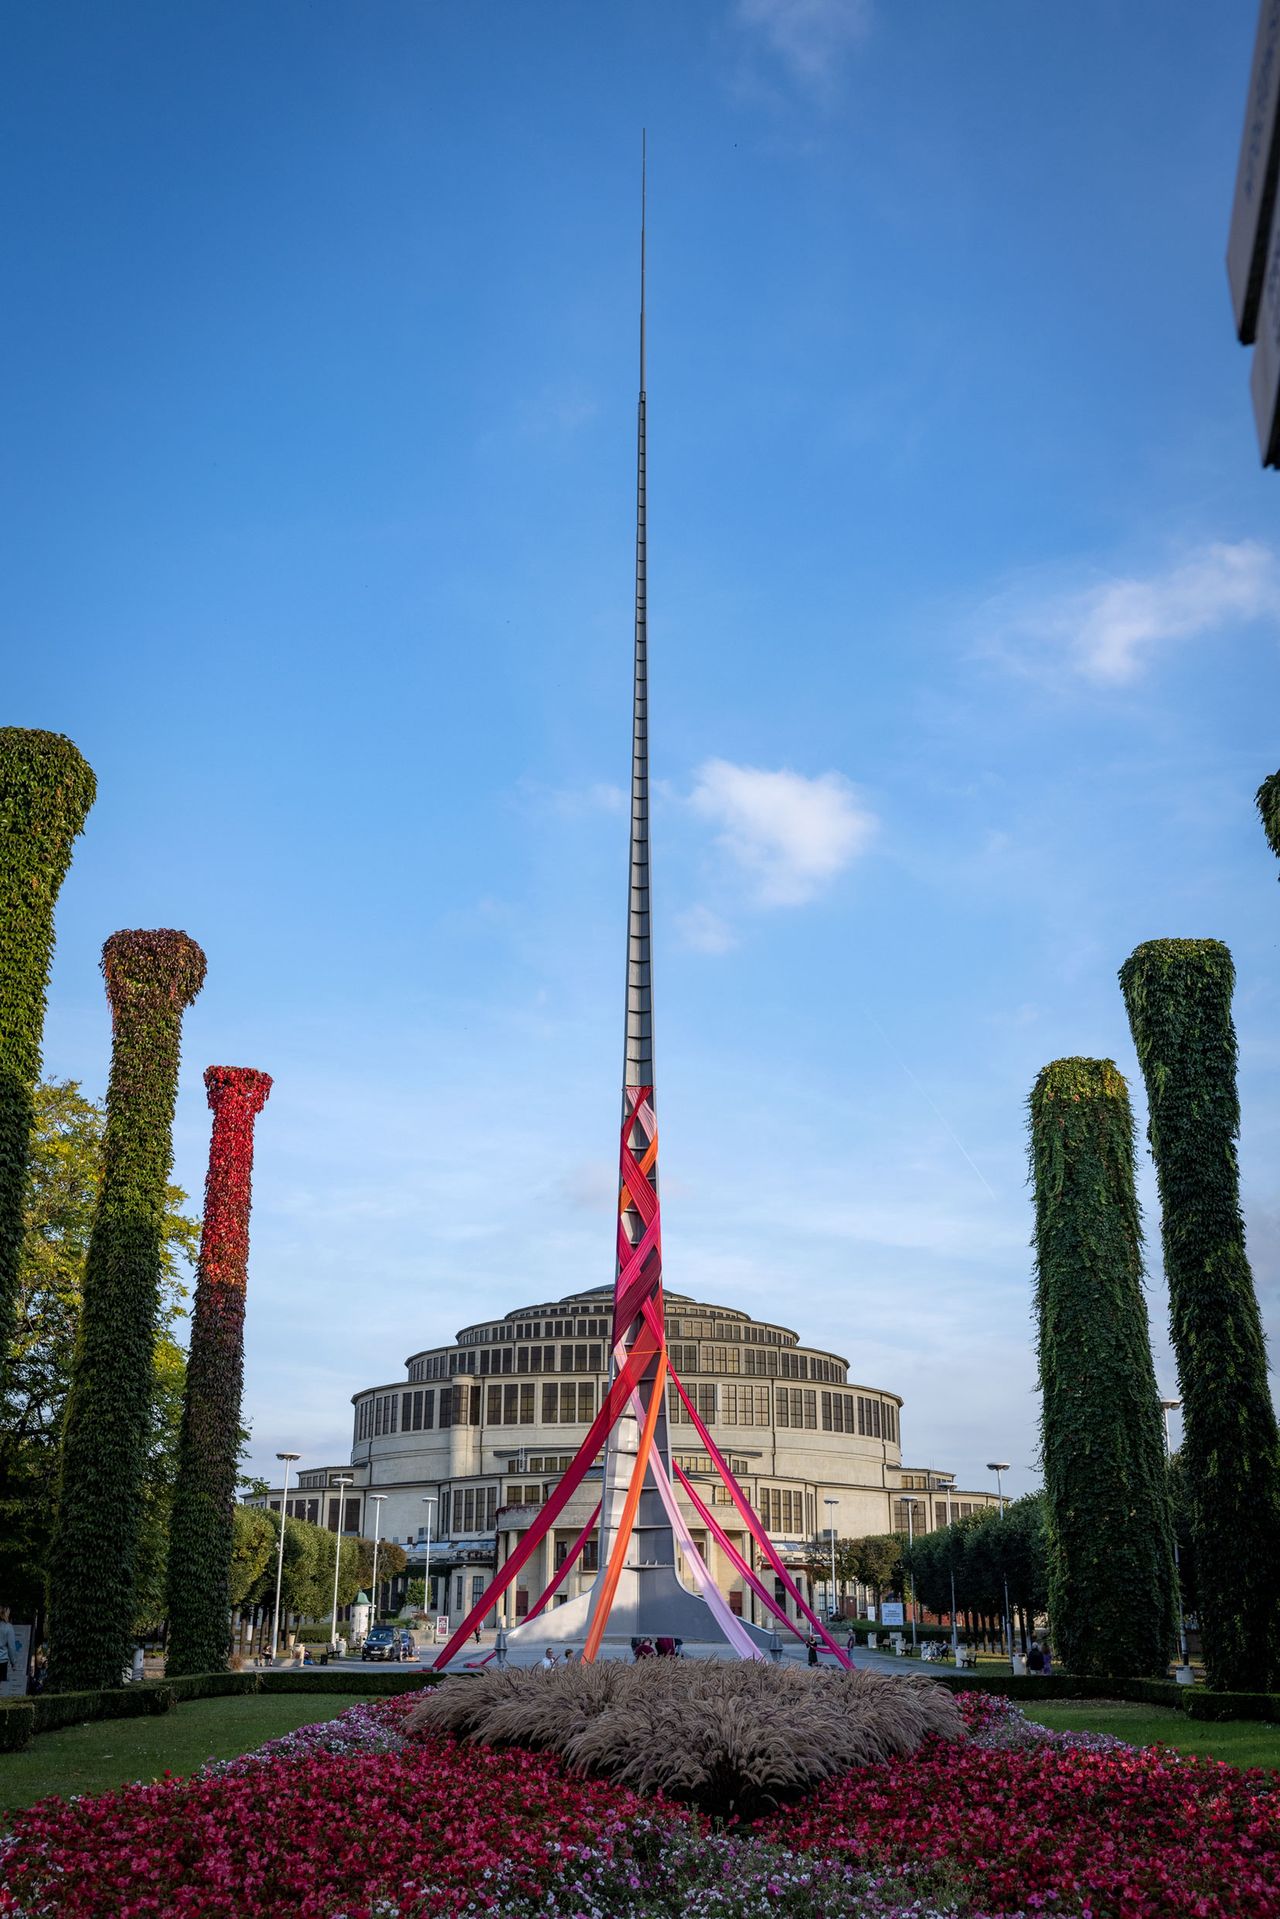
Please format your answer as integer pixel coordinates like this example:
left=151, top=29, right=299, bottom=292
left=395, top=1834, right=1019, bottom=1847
left=0, top=1693, right=378, bottom=1814
left=1030, top=1699, right=1280, bottom=1771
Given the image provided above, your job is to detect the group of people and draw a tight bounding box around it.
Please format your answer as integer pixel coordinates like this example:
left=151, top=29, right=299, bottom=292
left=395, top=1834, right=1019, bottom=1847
left=633, top=1635, right=681, bottom=1658
left=540, top=1646, right=576, bottom=1668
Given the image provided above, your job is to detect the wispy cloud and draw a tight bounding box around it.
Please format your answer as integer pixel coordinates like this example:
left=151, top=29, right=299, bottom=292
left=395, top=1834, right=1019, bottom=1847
left=689, top=758, right=876, bottom=907
left=676, top=904, right=739, bottom=954
left=734, top=0, right=873, bottom=91
left=983, top=540, right=1280, bottom=686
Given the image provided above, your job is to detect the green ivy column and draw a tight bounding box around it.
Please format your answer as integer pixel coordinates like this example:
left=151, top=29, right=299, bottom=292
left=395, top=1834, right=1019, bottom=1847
left=0, top=730, right=96, bottom=1373
left=1257, top=770, right=1280, bottom=864
left=1121, top=939, right=1280, bottom=1692
left=166, top=1065, right=272, bottom=1677
left=1029, top=1058, right=1176, bottom=1678
left=47, top=930, right=206, bottom=1692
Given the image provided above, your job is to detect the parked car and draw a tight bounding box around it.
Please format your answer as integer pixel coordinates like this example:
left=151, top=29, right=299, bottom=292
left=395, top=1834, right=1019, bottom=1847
left=361, top=1626, right=399, bottom=1663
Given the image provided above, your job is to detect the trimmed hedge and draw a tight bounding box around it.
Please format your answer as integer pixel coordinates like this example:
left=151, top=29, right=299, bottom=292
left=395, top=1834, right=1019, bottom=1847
left=0, top=1702, right=35, bottom=1751
left=48, top=930, right=207, bottom=1693
left=0, top=1667, right=444, bottom=1748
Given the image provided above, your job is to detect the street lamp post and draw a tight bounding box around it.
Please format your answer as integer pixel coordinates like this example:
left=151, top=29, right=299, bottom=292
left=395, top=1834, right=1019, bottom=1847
left=901, top=1495, right=919, bottom=1649
left=369, top=1493, right=388, bottom=1627
left=944, top=1479, right=959, bottom=1663
left=824, top=1497, right=838, bottom=1623
left=421, top=1495, right=437, bottom=1621
left=270, top=1451, right=300, bottom=1664
left=329, top=1474, right=354, bottom=1654
left=1160, top=1397, right=1194, bottom=1683
left=987, top=1461, right=1013, bottom=1662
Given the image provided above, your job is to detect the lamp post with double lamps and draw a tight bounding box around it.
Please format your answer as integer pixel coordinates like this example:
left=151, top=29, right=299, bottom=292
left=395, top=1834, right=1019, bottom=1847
left=421, top=1495, right=438, bottom=1621
left=270, top=1451, right=300, bottom=1664
left=987, top=1461, right=1013, bottom=1661
left=368, top=1493, right=388, bottom=1628
left=1160, top=1397, right=1194, bottom=1683
left=900, top=1495, right=919, bottom=1649
left=329, top=1474, right=354, bottom=1654
left=823, top=1497, right=839, bottom=1622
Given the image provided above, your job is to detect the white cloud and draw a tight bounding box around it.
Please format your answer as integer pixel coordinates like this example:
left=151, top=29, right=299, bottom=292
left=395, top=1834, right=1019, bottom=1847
left=677, top=904, right=739, bottom=954
left=735, top=0, right=873, bottom=89
left=689, top=758, right=876, bottom=906
left=986, top=540, right=1280, bottom=686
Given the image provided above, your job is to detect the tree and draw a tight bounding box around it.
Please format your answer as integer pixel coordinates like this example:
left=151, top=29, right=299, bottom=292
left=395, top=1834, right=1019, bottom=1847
left=0, top=1080, right=197, bottom=1624
left=1256, top=769, right=1280, bottom=864
left=847, top=1534, right=902, bottom=1608
left=166, top=1067, right=272, bottom=1677
left=1029, top=1057, right=1176, bottom=1677
left=48, top=930, right=206, bottom=1691
left=404, top=1578, right=427, bottom=1613
left=1121, top=939, right=1280, bottom=1691
left=0, top=731, right=95, bottom=1382
left=228, top=1505, right=277, bottom=1611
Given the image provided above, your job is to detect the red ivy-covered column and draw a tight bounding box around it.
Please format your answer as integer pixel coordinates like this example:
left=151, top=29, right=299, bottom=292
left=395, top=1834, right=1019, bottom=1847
left=166, top=1065, right=272, bottom=1676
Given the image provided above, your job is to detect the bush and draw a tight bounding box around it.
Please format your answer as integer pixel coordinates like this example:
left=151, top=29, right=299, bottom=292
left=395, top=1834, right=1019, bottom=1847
left=259, top=1669, right=440, bottom=1697
left=409, top=1660, right=962, bottom=1819
left=33, top=1683, right=173, bottom=1733
left=0, top=1702, right=34, bottom=1750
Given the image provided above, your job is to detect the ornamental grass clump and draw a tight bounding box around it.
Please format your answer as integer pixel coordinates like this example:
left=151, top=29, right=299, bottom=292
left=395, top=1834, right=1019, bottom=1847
left=408, top=1658, right=962, bottom=1817
left=0, top=729, right=95, bottom=1375
left=47, top=929, right=207, bottom=1693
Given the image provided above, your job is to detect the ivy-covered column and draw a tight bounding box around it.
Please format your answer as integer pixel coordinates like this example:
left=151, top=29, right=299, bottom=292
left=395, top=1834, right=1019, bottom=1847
left=1120, top=939, right=1280, bottom=1692
left=1029, top=1057, right=1176, bottom=1677
left=0, top=729, right=96, bottom=1372
left=1257, top=769, right=1280, bottom=864
left=166, top=1065, right=272, bottom=1676
left=47, top=929, right=206, bottom=1692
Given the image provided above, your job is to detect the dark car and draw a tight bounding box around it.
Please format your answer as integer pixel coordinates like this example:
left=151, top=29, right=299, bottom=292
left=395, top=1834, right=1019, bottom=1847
left=361, top=1626, right=399, bottom=1663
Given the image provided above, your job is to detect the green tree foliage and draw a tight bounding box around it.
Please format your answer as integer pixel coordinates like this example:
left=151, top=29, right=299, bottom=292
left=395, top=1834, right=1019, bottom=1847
left=1121, top=939, right=1280, bottom=1691
left=0, top=731, right=95, bottom=1379
left=846, top=1534, right=902, bottom=1606
left=905, top=1499, right=1048, bottom=1629
left=47, top=931, right=206, bottom=1691
left=1029, top=1057, right=1176, bottom=1678
left=1256, top=769, right=1280, bottom=865
left=166, top=1068, right=272, bottom=1677
left=228, top=1504, right=277, bottom=1611
left=0, top=1080, right=198, bottom=1623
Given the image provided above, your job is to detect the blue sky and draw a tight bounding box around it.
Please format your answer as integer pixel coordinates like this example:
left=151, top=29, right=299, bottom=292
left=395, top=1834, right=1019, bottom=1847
left=7, top=0, right=1279, bottom=1498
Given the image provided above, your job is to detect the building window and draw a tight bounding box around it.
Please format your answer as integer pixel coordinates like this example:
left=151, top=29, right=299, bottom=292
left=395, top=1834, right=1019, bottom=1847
left=542, top=1383, right=559, bottom=1423
left=701, top=1344, right=740, bottom=1375
left=761, top=1487, right=805, bottom=1535
left=744, top=1348, right=779, bottom=1377
left=721, top=1384, right=770, bottom=1426
left=669, top=1382, right=717, bottom=1425
left=776, top=1388, right=816, bottom=1429
left=821, top=1391, right=857, bottom=1434
left=669, top=1343, right=699, bottom=1375
left=857, top=1395, right=883, bottom=1439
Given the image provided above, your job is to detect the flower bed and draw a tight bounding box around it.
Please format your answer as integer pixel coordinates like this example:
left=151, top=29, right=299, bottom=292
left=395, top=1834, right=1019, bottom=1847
left=1, top=1690, right=1277, bottom=1917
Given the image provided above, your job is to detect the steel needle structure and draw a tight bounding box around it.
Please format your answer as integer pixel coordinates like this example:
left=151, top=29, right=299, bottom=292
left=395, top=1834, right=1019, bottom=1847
left=431, top=149, right=854, bottom=1667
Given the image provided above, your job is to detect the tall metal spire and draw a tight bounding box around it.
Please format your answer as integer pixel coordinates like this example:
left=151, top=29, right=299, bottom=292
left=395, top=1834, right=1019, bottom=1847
left=623, top=133, right=652, bottom=1098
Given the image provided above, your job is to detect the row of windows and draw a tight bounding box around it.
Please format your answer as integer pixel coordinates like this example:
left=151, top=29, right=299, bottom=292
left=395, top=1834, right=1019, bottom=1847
left=479, top=1342, right=605, bottom=1377
left=759, top=1487, right=811, bottom=1535
left=461, top=1315, right=611, bottom=1346
left=451, top=1485, right=499, bottom=1534
left=361, top=1382, right=898, bottom=1442
left=662, top=1344, right=849, bottom=1384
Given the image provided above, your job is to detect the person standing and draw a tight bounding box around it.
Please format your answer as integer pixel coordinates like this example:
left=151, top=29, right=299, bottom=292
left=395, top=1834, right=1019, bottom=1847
left=540, top=1647, right=556, bottom=1669
left=0, top=1608, right=20, bottom=1689
left=806, top=1633, right=819, bottom=1667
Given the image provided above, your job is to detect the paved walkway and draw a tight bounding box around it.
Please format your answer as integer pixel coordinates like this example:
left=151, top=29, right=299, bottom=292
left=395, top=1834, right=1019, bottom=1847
left=317, top=1634, right=987, bottom=1679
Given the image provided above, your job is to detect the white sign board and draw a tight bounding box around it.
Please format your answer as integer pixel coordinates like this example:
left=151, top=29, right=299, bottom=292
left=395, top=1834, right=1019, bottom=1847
left=878, top=1602, right=905, bottom=1627
left=1229, top=0, right=1280, bottom=341
left=434, top=1615, right=450, bottom=1642
left=0, top=1621, right=31, bottom=1696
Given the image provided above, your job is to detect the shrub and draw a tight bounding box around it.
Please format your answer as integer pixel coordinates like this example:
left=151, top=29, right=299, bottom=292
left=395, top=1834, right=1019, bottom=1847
left=0, top=729, right=95, bottom=1372
left=47, top=931, right=206, bottom=1692
left=408, top=1659, right=962, bottom=1818
left=1029, top=1057, right=1176, bottom=1677
left=166, top=1067, right=272, bottom=1677
left=1121, top=939, right=1280, bottom=1691
left=33, top=1683, right=173, bottom=1733
left=0, top=1701, right=34, bottom=1750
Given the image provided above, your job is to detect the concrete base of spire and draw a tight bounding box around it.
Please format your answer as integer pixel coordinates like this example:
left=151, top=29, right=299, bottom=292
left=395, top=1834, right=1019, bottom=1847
left=500, top=1561, right=774, bottom=1653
